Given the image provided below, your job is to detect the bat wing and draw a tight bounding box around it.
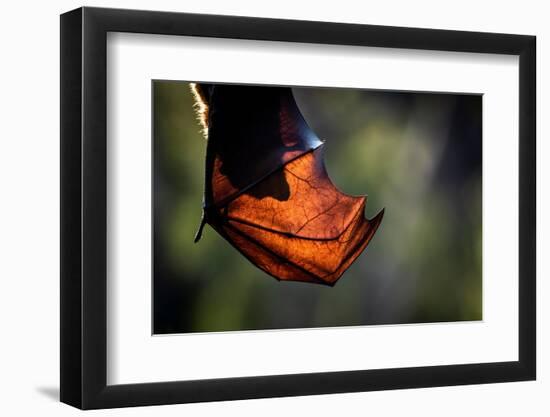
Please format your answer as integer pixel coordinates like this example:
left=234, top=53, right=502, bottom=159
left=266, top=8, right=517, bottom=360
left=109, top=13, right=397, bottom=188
left=196, top=84, right=383, bottom=286
left=212, top=146, right=383, bottom=285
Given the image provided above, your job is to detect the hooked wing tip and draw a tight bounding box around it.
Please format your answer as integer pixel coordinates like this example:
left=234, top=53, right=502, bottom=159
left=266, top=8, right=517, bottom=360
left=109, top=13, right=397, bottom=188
left=369, top=207, right=385, bottom=225
left=193, top=215, right=207, bottom=243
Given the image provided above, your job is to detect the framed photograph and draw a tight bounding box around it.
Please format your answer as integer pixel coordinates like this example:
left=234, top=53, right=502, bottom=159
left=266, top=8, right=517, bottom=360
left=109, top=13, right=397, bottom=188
left=60, top=6, right=536, bottom=409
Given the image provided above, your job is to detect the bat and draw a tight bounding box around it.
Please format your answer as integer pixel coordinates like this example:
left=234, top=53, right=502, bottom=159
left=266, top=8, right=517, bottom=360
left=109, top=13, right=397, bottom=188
left=191, top=83, right=383, bottom=286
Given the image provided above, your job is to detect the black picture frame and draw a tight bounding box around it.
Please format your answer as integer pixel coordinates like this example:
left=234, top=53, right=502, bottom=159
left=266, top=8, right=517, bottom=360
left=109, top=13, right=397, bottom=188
left=60, top=6, right=536, bottom=410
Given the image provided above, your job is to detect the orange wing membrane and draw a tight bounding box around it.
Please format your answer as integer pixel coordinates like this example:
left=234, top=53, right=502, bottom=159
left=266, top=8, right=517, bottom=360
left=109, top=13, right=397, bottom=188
left=193, top=84, right=383, bottom=286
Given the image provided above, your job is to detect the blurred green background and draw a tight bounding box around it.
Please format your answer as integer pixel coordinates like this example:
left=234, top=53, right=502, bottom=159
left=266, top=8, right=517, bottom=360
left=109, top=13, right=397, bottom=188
left=153, top=81, right=482, bottom=334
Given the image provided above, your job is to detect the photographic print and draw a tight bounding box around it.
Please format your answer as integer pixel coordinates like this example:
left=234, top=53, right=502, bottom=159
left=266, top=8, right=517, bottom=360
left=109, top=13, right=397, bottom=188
left=153, top=81, right=482, bottom=334
left=60, top=9, right=536, bottom=407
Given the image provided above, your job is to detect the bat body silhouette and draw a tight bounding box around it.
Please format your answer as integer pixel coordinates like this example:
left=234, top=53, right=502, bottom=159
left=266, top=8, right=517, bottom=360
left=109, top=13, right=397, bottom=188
left=192, top=83, right=383, bottom=286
